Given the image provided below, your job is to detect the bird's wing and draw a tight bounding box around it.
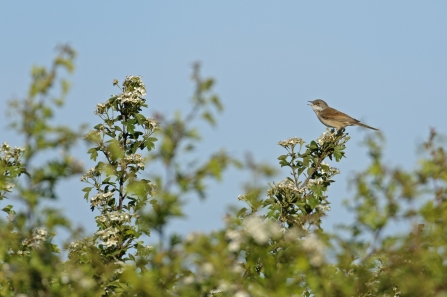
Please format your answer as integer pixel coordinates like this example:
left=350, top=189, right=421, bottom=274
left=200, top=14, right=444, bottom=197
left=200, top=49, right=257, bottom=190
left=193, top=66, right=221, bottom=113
left=320, top=108, right=360, bottom=124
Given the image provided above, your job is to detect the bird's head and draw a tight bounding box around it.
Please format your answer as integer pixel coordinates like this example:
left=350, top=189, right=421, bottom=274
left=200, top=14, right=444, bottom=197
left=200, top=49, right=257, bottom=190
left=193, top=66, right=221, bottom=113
left=308, top=99, right=328, bottom=111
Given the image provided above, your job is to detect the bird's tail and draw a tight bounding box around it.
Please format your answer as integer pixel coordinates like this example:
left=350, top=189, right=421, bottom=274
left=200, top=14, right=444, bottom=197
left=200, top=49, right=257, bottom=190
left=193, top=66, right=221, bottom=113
left=356, top=122, right=379, bottom=131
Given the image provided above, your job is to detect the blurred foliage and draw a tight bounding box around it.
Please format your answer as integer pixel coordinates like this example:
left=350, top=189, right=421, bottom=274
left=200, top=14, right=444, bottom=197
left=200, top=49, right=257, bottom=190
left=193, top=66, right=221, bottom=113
left=7, top=44, right=85, bottom=213
left=1, top=47, right=447, bottom=296
left=143, top=62, right=247, bottom=247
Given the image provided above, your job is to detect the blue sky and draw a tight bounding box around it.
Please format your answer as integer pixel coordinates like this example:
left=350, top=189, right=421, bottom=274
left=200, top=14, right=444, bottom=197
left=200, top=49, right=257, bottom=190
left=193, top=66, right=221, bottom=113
left=1, top=2, right=447, bottom=242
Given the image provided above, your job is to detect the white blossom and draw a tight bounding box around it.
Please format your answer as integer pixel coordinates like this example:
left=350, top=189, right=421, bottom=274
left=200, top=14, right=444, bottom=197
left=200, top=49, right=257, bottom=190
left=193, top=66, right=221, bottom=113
left=114, top=76, right=147, bottom=106
left=267, top=179, right=304, bottom=198
left=278, top=137, right=304, bottom=148
left=316, top=130, right=335, bottom=146
left=317, top=204, right=331, bottom=212
left=237, top=194, right=249, bottom=201
left=182, top=275, right=195, bottom=285
left=35, top=227, right=48, bottom=239
left=124, top=153, right=145, bottom=169
left=80, top=167, right=100, bottom=182
left=231, top=263, right=244, bottom=274
left=185, top=232, right=204, bottom=243
left=113, top=260, right=126, bottom=274
left=200, top=262, right=214, bottom=275
left=320, top=162, right=340, bottom=176
left=226, top=229, right=244, bottom=252
left=234, top=290, right=250, bottom=297
left=20, top=227, right=49, bottom=249
left=94, top=102, right=107, bottom=115
left=243, top=216, right=282, bottom=245
left=302, top=233, right=325, bottom=267
left=69, top=240, right=81, bottom=250
left=145, top=118, right=160, bottom=130
left=95, top=211, right=132, bottom=224
left=80, top=278, right=95, bottom=289
left=96, top=227, right=120, bottom=248
left=244, top=216, right=268, bottom=244
left=0, top=143, right=25, bottom=162
left=90, top=191, right=113, bottom=207
left=307, top=177, right=323, bottom=189
left=208, top=289, right=222, bottom=296
left=4, top=182, right=14, bottom=192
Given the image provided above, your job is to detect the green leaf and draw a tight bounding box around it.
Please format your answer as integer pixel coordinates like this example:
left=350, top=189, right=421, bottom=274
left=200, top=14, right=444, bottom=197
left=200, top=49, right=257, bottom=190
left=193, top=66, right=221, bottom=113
left=237, top=207, right=248, bottom=217
left=307, top=196, right=319, bottom=209
left=2, top=205, right=13, bottom=213
left=277, top=155, right=287, bottom=161
left=200, top=78, right=214, bottom=91
left=127, top=122, right=135, bottom=134
left=333, top=150, right=343, bottom=162
left=82, top=187, right=92, bottom=200
left=211, top=95, right=224, bottom=112
left=145, top=138, right=156, bottom=151
left=309, top=141, right=318, bottom=151
left=51, top=243, right=61, bottom=253
left=108, top=140, right=124, bottom=160
left=303, top=156, right=310, bottom=167
left=202, top=111, right=216, bottom=126
left=128, top=253, right=136, bottom=262
left=134, top=113, right=146, bottom=125
left=87, top=148, right=98, bottom=161
left=82, top=187, right=92, bottom=193
left=307, top=167, right=315, bottom=176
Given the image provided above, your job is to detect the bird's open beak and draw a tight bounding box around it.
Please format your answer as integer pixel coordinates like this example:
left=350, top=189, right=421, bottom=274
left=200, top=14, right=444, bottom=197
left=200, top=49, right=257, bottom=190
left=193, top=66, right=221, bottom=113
left=308, top=101, right=313, bottom=106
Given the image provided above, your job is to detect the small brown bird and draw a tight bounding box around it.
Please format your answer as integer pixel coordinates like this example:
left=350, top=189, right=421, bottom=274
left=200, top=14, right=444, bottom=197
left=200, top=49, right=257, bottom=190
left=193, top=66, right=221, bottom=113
left=308, top=99, right=378, bottom=131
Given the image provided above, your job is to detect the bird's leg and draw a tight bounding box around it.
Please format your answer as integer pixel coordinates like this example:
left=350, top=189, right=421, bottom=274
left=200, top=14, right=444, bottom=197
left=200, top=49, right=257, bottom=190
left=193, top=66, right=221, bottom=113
left=336, top=128, right=345, bottom=136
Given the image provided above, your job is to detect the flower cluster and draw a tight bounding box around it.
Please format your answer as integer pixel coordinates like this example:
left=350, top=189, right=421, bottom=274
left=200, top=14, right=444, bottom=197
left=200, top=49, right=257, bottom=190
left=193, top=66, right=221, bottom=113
left=320, top=161, right=340, bottom=175
left=267, top=178, right=304, bottom=200
left=1, top=143, right=25, bottom=183
left=316, top=204, right=331, bottom=212
left=225, top=229, right=244, bottom=252
left=94, top=102, right=107, bottom=115
left=237, top=193, right=249, bottom=201
left=60, top=269, right=95, bottom=289
left=95, top=227, right=120, bottom=248
left=116, top=75, right=146, bottom=105
left=242, top=216, right=282, bottom=245
left=94, top=76, right=147, bottom=116
left=95, top=211, right=132, bottom=224
left=1, top=181, right=14, bottom=193
left=21, top=227, right=49, bottom=249
left=0, top=144, right=25, bottom=198
left=316, top=130, right=336, bottom=146
left=1, top=142, right=25, bottom=157
left=301, top=233, right=325, bottom=266
left=80, top=167, right=101, bottom=182
left=116, top=92, right=146, bottom=106
left=278, top=137, right=304, bottom=148
left=68, top=238, right=95, bottom=259
left=112, top=260, right=127, bottom=274
left=307, top=177, right=324, bottom=189
left=144, top=117, right=160, bottom=130
left=225, top=217, right=283, bottom=251
left=90, top=191, right=113, bottom=208
left=124, top=153, right=145, bottom=169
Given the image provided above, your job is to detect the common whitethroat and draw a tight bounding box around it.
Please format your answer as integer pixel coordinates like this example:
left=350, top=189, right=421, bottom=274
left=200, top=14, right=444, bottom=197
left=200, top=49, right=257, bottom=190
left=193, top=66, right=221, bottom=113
left=308, top=99, right=378, bottom=131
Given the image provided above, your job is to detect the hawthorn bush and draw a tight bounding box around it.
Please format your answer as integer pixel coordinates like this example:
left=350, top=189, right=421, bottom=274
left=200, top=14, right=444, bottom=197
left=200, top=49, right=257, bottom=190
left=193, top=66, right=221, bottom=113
left=1, top=47, right=447, bottom=297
